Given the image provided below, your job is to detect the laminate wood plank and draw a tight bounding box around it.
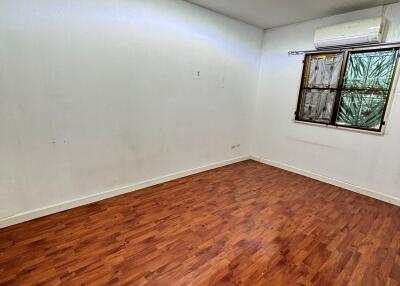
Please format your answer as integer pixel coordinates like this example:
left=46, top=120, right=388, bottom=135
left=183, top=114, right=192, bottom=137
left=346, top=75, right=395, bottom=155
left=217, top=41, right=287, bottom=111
left=0, top=160, right=399, bottom=285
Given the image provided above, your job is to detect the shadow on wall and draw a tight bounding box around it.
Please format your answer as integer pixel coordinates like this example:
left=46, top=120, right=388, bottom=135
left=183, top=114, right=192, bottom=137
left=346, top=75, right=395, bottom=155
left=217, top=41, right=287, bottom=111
left=18, top=0, right=261, bottom=67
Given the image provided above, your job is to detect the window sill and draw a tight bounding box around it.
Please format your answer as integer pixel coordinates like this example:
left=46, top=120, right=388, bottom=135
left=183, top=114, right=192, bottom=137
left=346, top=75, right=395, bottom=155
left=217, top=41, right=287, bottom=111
left=293, top=119, right=385, bottom=136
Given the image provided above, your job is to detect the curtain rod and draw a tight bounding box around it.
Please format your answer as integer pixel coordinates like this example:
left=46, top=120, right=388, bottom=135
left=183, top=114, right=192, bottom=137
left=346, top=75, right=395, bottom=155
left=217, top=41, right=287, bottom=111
left=288, top=41, right=400, bottom=56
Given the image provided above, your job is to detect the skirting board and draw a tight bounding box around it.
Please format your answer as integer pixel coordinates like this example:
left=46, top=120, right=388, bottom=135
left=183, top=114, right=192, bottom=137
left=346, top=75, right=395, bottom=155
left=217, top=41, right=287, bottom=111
left=0, top=155, right=250, bottom=228
left=251, top=155, right=400, bottom=207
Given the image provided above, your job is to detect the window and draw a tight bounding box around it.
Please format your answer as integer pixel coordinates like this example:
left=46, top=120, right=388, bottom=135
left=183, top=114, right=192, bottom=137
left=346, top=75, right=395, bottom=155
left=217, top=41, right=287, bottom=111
left=295, top=47, right=399, bottom=132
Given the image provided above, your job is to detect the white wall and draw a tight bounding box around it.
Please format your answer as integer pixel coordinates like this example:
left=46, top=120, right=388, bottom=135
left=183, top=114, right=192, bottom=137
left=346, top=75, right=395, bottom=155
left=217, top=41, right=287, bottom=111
left=3, top=0, right=400, bottom=227
left=251, top=4, right=400, bottom=203
left=0, top=0, right=263, bottom=222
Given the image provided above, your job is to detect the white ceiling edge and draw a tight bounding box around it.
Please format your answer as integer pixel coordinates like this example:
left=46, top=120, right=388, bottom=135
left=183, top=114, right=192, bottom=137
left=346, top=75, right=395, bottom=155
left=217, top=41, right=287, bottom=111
left=184, top=0, right=400, bottom=29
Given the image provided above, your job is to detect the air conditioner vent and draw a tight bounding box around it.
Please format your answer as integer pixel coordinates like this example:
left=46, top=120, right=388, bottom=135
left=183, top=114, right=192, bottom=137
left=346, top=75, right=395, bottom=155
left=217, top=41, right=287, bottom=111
left=314, top=17, right=385, bottom=49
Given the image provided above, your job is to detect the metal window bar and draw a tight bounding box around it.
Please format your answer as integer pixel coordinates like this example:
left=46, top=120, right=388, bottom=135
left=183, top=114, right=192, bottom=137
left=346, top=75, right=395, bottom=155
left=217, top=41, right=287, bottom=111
left=294, top=45, right=400, bottom=133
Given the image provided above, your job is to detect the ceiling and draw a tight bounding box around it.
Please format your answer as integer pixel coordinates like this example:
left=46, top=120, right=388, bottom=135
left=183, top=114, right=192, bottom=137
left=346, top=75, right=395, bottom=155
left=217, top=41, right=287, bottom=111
left=185, top=0, right=400, bottom=29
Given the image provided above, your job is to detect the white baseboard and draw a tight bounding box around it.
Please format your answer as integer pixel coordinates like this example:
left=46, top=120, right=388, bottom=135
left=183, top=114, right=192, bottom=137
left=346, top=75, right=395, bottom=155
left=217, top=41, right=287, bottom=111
left=250, top=155, right=400, bottom=207
left=0, top=155, right=250, bottom=228
left=3, top=154, right=398, bottom=228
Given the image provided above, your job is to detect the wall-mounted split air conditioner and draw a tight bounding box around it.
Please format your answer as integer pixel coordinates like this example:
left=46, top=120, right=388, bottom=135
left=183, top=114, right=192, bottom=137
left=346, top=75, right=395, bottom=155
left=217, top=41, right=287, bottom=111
left=314, top=17, right=386, bottom=49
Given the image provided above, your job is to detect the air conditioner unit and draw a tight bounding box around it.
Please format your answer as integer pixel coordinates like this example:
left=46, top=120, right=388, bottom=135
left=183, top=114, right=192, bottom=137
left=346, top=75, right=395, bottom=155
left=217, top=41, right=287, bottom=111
left=314, top=17, right=385, bottom=49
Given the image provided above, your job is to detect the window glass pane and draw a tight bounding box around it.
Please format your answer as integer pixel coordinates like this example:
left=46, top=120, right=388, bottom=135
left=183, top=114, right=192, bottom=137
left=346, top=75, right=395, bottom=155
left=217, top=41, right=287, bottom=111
left=299, top=89, right=336, bottom=123
left=305, top=53, right=343, bottom=88
left=336, top=91, right=387, bottom=130
left=343, top=49, right=398, bottom=91
left=296, top=48, right=398, bottom=132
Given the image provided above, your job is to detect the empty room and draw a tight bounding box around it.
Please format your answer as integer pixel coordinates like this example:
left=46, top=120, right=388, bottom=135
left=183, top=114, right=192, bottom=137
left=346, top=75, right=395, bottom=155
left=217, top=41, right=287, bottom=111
left=1, top=0, right=400, bottom=285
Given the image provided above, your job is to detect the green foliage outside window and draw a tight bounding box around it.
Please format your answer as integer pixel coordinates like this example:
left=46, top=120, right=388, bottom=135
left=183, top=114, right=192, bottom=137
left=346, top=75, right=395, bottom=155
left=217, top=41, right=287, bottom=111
left=336, top=50, right=398, bottom=130
left=296, top=48, right=399, bottom=132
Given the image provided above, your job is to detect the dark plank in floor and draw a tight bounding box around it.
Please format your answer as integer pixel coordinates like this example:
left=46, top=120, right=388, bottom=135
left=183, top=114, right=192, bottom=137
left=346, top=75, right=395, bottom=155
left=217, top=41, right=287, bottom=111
left=0, top=160, right=399, bottom=285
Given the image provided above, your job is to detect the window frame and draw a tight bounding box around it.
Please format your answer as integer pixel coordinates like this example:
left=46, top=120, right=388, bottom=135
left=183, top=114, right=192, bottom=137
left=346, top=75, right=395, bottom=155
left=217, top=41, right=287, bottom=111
left=294, top=45, right=400, bottom=134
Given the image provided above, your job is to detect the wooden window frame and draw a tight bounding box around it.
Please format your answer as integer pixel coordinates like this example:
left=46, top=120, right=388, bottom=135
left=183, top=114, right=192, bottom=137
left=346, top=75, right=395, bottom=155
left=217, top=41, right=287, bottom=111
left=294, top=45, right=400, bottom=133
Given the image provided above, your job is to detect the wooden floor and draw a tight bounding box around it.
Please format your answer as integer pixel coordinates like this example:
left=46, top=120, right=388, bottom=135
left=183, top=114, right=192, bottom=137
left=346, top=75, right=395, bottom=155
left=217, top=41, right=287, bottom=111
left=1, top=160, right=400, bottom=285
